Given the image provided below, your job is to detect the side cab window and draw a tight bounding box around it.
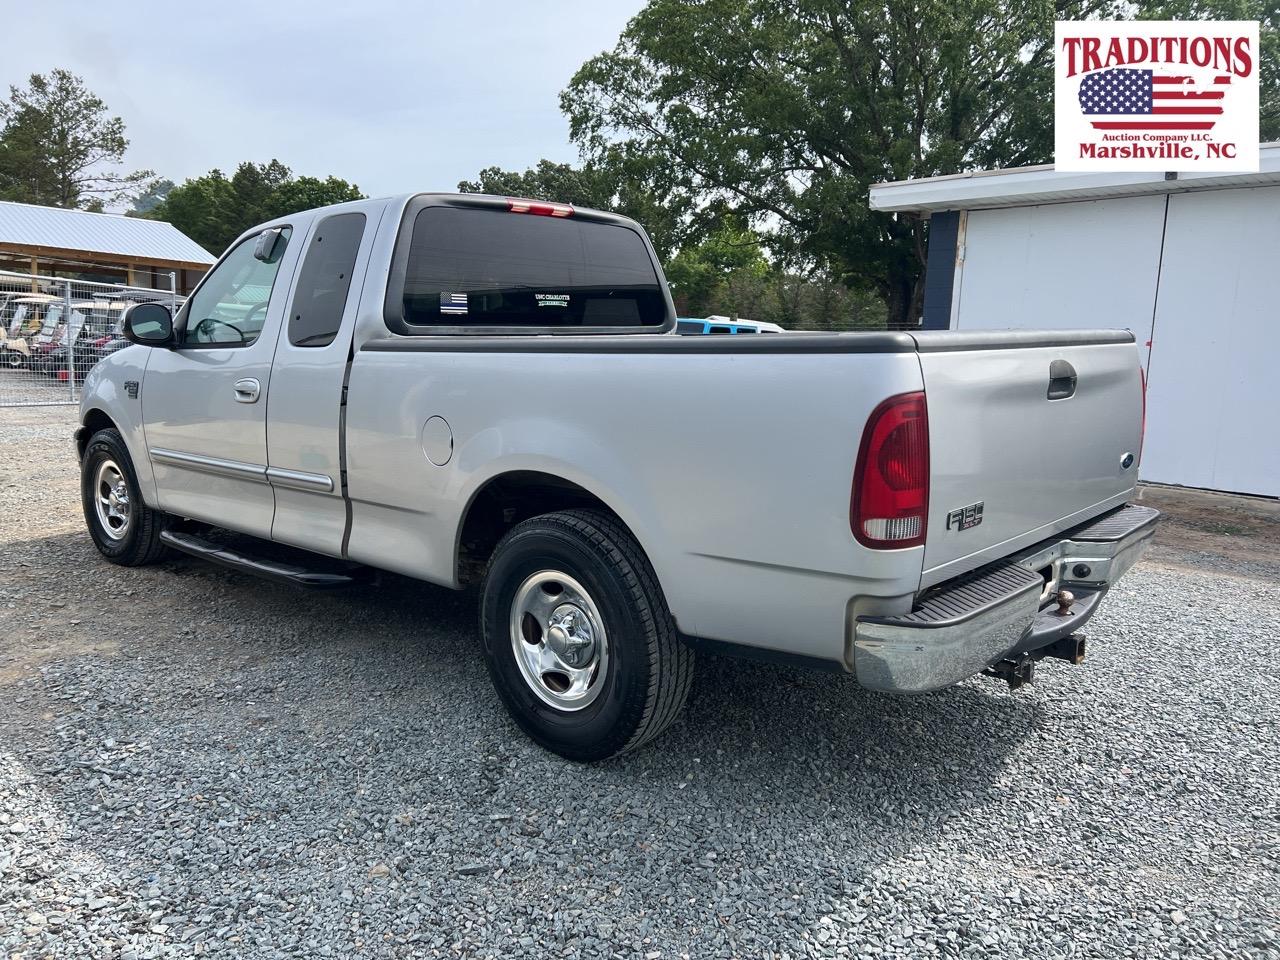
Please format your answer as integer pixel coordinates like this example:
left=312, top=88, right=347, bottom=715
left=287, top=213, right=367, bottom=348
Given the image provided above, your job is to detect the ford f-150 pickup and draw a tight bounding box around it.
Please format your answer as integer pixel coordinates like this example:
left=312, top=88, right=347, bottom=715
left=75, top=193, right=1158, bottom=761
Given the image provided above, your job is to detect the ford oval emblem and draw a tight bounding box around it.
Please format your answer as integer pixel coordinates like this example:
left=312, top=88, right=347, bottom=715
left=1120, top=452, right=1135, bottom=470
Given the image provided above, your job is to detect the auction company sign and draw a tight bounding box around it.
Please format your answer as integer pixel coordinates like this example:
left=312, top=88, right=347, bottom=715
left=1055, top=21, right=1259, bottom=172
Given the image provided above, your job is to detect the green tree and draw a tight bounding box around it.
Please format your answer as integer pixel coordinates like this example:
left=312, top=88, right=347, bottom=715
left=147, top=169, right=236, bottom=253
left=267, top=175, right=364, bottom=221
left=459, top=159, right=617, bottom=208
left=1139, top=0, right=1280, bottom=140
left=0, top=68, right=153, bottom=208
left=458, top=157, right=695, bottom=259
left=664, top=219, right=768, bottom=315
left=563, top=0, right=1129, bottom=328
left=150, top=161, right=364, bottom=255
left=129, top=177, right=174, bottom=215
left=1262, top=3, right=1279, bottom=140
left=224, top=159, right=292, bottom=238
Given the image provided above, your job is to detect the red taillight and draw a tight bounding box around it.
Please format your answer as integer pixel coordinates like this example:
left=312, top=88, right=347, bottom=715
left=851, top=392, right=929, bottom=549
left=1138, top=364, right=1147, bottom=466
left=506, top=197, right=573, bottom=217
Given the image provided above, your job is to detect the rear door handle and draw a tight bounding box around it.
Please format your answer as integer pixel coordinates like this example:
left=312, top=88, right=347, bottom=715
left=1047, top=360, right=1076, bottom=401
left=233, top=378, right=261, bottom=403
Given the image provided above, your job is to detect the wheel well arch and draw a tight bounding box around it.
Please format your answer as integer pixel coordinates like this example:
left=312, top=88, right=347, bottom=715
left=455, top=470, right=634, bottom=586
left=77, top=408, right=119, bottom=458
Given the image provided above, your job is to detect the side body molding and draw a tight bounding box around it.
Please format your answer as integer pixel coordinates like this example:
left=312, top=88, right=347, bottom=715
left=148, top=448, right=333, bottom=493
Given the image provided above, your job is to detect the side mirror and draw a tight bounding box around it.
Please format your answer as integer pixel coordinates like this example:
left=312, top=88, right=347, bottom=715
left=254, top=227, right=286, bottom=263
left=122, top=302, right=175, bottom=347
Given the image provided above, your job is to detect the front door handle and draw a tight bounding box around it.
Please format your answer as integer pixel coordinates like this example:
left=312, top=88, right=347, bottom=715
left=233, top=378, right=261, bottom=404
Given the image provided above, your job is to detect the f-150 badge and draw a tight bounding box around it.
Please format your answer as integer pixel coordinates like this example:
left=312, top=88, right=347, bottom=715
left=947, top=501, right=984, bottom=531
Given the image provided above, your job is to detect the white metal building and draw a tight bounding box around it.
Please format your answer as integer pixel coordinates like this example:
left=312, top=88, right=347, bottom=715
left=870, top=143, right=1280, bottom=498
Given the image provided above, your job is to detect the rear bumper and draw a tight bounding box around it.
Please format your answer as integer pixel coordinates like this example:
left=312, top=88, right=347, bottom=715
left=852, top=504, right=1159, bottom=693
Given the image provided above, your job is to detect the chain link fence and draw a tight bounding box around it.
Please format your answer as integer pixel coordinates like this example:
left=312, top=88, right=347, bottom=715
left=0, top=271, right=182, bottom=406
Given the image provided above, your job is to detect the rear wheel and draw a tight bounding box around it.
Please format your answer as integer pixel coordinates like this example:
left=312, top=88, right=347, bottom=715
left=479, top=509, right=694, bottom=761
left=81, top=428, right=169, bottom=566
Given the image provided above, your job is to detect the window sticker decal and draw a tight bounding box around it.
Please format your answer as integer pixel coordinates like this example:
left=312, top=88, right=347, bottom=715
left=440, top=292, right=468, bottom=316
left=535, top=293, right=570, bottom=308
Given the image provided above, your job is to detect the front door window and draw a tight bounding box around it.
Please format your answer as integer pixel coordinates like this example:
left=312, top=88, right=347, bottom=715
left=182, top=228, right=292, bottom=346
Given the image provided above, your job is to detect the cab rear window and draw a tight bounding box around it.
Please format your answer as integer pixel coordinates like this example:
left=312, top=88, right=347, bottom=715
left=398, top=206, right=667, bottom=330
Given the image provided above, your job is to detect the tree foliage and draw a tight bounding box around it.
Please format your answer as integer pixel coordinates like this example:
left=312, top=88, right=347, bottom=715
left=1139, top=0, right=1280, bottom=140
left=564, top=0, right=1117, bottom=327
left=148, top=161, right=364, bottom=255
left=0, top=69, right=153, bottom=209
left=458, top=157, right=695, bottom=259
left=564, top=1, right=1278, bottom=328
left=709, top=265, right=888, bottom=330
left=661, top=224, right=884, bottom=329
left=129, top=177, right=174, bottom=215
left=459, top=159, right=617, bottom=209
left=664, top=219, right=768, bottom=315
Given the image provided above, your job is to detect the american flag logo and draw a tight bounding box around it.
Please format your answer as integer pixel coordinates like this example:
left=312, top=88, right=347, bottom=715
left=439, top=292, right=468, bottom=316
left=1078, top=67, right=1228, bottom=131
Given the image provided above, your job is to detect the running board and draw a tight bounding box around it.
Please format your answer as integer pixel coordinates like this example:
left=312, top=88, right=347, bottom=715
left=159, top=530, right=362, bottom=588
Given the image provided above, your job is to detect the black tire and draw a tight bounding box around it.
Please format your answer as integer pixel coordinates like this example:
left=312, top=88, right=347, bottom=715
left=479, top=509, right=694, bottom=762
left=81, top=428, right=169, bottom=566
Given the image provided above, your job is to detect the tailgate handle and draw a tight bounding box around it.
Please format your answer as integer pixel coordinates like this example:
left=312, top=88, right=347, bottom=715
left=1047, top=360, right=1077, bottom=400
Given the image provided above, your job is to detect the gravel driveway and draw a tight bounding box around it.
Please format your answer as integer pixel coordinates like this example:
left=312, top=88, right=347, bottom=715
left=2, top=406, right=1277, bottom=959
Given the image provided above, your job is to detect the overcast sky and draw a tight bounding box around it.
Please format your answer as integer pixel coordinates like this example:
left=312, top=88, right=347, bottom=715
left=8, top=0, right=643, bottom=202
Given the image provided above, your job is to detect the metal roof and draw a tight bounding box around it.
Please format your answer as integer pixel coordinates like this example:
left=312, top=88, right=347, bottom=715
left=869, top=141, right=1280, bottom=214
left=0, top=200, right=215, bottom=265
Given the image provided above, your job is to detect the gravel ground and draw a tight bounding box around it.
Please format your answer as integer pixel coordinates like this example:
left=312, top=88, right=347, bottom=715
left=2, top=405, right=1277, bottom=959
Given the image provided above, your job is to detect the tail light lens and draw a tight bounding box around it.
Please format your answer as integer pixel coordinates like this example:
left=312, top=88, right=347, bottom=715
left=1138, top=364, right=1147, bottom=466
left=851, top=392, right=929, bottom=549
left=506, top=197, right=573, bottom=217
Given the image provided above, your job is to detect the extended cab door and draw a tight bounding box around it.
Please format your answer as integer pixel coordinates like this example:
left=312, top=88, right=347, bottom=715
left=142, top=226, right=298, bottom=539
left=264, top=207, right=377, bottom=556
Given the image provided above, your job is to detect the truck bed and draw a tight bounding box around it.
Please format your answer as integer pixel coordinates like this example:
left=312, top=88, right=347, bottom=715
left=348, top=325, right=1142, bottom=668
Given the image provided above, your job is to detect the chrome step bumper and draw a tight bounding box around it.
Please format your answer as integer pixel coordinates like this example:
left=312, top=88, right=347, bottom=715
left=852, top=504, right=1159, bottom=693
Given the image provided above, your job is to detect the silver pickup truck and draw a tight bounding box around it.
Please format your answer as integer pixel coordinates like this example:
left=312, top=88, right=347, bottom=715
left=76, top=193, right=1157, bottom=760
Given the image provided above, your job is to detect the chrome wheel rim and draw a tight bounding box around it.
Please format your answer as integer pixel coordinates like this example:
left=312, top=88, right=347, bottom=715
left=94, top=459, right=131, bottom=541
left=509, top=570, right=608, bottom=711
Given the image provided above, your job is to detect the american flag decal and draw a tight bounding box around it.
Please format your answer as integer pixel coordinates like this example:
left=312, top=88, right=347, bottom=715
left=1079, top=67, right=1228, bottom=131
left=439, top=292, right=468, bottom=316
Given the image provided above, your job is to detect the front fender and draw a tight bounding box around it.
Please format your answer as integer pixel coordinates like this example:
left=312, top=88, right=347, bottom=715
left=78, top=346, right=156, bottom=506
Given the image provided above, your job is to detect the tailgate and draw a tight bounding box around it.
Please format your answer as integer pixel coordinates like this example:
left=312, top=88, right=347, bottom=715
left=916, top=330, right=1144, bottom=589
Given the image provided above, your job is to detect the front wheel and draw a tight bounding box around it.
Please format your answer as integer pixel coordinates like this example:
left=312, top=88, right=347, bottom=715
left=479, top=509, right=694, bottom=762
left=81, top=428, right=169, bottom=566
